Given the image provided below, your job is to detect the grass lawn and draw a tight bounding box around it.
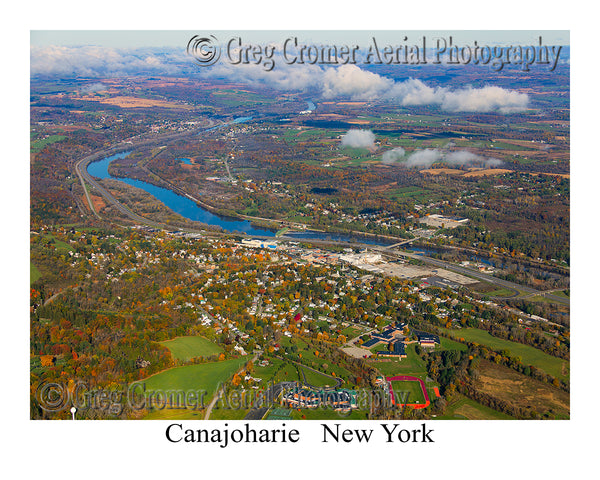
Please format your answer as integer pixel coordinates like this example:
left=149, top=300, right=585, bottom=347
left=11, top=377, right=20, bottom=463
left=300, top=366, right=338, bottom=388
left=209, top=407, right=250, bottom=420
left=341, top=325, right=363, bottom=338
left=440, top=327, right=569, bottom=381
left=143, top=407, right=207, bottom=420
left=133, top=357, right=247, bottom=401
left=436, top=394, right=514, bottom=420
left=438, top=336, right=468, bottom=352
left=488, top=287, right=518, bottom=297
left=30, top=262, right=41, bottom=285
left=159, top=336, right=223, bottom=361
left=368, top=344, right=428, bottom=377
left=285, top=336, right=352, bottom=379
left=529, top=294, right=569, bottom=305
left=253, top=357, right=302, bottom=384
left=290, top=407, right=369, bottom=420
left=40, top=234, right=74, bottom=253
left=31, top=134, right=66, bottom=153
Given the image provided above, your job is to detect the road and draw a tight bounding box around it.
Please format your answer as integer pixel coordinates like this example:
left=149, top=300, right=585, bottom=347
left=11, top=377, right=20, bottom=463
left=73, top=132, right=568, bottom=308
left=75, top=149, right=164, bottom=228
left=203, top=352, right=259, bottom=420
left=243, top=381, right=295, bottom=420
left=382, top=249, right=569, bottom=306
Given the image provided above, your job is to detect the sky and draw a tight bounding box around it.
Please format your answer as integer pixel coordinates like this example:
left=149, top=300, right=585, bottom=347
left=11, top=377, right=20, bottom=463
left=30, top=30, right=570, bottom=48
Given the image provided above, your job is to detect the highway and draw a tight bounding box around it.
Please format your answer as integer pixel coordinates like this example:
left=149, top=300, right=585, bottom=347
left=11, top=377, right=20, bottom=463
left=73, top=132, right=569, bottom=308
left=381, top=249, right=569, bottom=306
left=75, top=151, right=165, bottom=228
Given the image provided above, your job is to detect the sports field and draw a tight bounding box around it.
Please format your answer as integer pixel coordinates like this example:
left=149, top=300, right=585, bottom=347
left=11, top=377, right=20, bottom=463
left=159, top=336, right=223, bottom=361
left=386, top=375, right=430, bottom=409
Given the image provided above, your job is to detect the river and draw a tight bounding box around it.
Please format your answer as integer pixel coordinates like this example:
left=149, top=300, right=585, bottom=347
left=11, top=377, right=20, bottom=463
left=86, top=112, right=397, bottom=245
left=87, top=151, right=277, bottom=237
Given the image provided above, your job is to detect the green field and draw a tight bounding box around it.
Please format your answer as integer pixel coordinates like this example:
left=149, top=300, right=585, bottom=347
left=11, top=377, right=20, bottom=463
left=341, top=325, right=363, bottom=338
left=440, top=328, right=568, bottom=381
left=488, top=287, right=518, bottom=297
left=208, top=407, right=249, bottom=420
left=436, top=394, right=514, bottom=420
left=368, top=344, right=428, bottom=377
left=253, top=357, right=302, bottom=384
left=30, top=263, right=41, bottom=285
left=133, top=357, right=247, bottom=403
left=283, top=336, right=352, bottom=379
left=31, top=134, right=66, bottom=153
left=159, top=336, right=223, bottom=361
left=290, top=407, right=369, bottom=420
left=386, top=186, right=427, bottom=199
left=143, top=406, right=206, bottom=420
left=300, top=366, right=338, bottom=388
left=390, top=380, right=426, bottom=405
left=39, top=233, right=74, bottom=253
left=438, top=336, right=468, bottom=352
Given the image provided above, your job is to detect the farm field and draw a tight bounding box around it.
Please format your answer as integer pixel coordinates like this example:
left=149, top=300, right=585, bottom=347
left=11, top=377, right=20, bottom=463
left=208, top=407, right=249, bottom=420
left=474, top=360, right=570, bottom=419
left=30, top=134, right=65, bottom=153
left=132, top=357, right=247, bottom=404
left=30, top=263, right=41, bottom=285
left=439, top=328, right=569, bottom=381
left=159, top=336, right=223, bottom=361
left=143, top=406, right=206, bottom=420
left=436, top=394, right=515, bottom=420
left=438, top=336, right=469, bottom=352
left=290, top=407, right=369, bottom=420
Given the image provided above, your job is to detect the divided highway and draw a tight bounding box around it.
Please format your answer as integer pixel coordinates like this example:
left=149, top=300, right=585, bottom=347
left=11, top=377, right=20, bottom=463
left=74, top=137, right=569, bottom=308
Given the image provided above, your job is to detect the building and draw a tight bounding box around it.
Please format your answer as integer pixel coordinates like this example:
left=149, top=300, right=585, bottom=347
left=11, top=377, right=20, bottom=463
left=413, top=330, right=440, bottom=347
left=376, top=341, right=407, bottom=358
left=240, top=238, right=278, bottom=250
left=282, top=387, right=357, bottom=411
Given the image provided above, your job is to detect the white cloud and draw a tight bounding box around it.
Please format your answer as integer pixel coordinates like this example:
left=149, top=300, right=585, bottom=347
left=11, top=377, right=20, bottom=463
left=30, top=45, right=186, bottom=77
left=404, top=149, right=443, bottom=168
left=321, top=64, right=393, bottom=100
left=440, top=86, right=529, bottom=113
left=340, top=129, right=376, bottom=149
left=30, top=46, right=530, bottom=113
left=381, top=147, right=406, bottom=164
left=399, top=148, right=504, bottom=169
